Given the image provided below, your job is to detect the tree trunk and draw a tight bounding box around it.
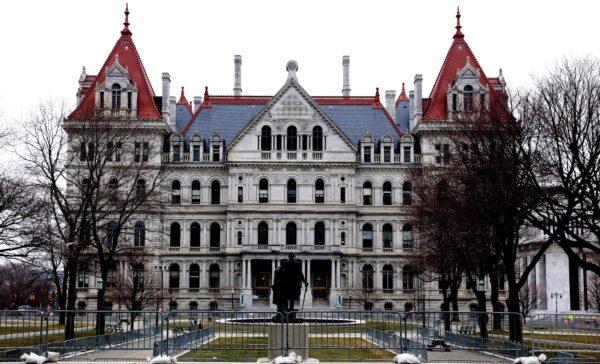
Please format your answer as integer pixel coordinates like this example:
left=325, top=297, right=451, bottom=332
left=440, top=287, right=451, bottom=331
left=506, top=282, right=523, bottom=343
left=64, top=258, right=78, bottom=340
left=95, top=268, right=108, bottom=336
left=451, top=290, right=459, bottom=322
left=489, top=271, right=503, bottom=331
left=474, top=289, right=488, bottom=339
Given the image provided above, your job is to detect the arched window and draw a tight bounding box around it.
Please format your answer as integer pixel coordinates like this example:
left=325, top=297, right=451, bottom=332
left=106, top=221, right=118, bottom=246
left=258, top=221, right=269, bottom=245
left=210, top=223, right=220, bottom=247
left=169, top=263, right=180, bottom=289
left=463, top=85, right=474, bottom=112
left=111, top=83, right=121, bottom=109
left=171, top=180, right=181, bottom=204
left=341, top=232, right=346, bottom=245
left=189, top=264, right=200, bottom=289
left=108, top=179, right=118, bottom=202
left=404, top=302, right=413, bottom=312
left=382, top=223, right=393, bottom=248
left=209, top=264, right=220, bottom=288
left=402, top=182, right=412, bottom=205
left=191, top=180, right=201, bottom=204
left=261, top=126, right=272, bottom=151
left=314, top=221, right=325, bottom=245
left=402, top=265, right=414, bottom=290
left=287, top=179, right=297, bottom=203
left=384, top=302, right=394, bottom=311
left=315, top=178, right=325, bottom=203
left=383, top=264, right=394, bottom=292
left=211, top=181, right=220, bottom=204
left=136, top=179, right=146, bottom=202
left=362, top=223, right=373, bottom=248
left=286, top=222, right=297, bottom=245
left=287, top=126, right=297, bottom=151
left=169, top=301, right=178, bottom=310
left=363, top=181, right=373, bottom=205
left=259, top=179, right=269, bottom=203
left=134, top=221, right=145, bottom=246
left=402, top=224, right=413, bottom=249
left=189, top=301, right=198, bottom=310
left=170, top=222, right=180, bottom=247
left=312, top=126, right=323, bottom=151
left=383, top=181, right=392, bottom=205
left=190, top=222, right=200, bottom=247
left=362, top=264, right=374, bottom=290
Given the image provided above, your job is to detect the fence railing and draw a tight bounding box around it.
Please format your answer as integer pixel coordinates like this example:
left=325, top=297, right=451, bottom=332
left=1, top=310, right=598, bottom=362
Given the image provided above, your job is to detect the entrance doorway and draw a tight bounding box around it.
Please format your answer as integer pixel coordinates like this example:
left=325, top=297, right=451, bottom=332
left=311, top=260, right=331, bottom=301
left=252, top=260, right=271, bottom=301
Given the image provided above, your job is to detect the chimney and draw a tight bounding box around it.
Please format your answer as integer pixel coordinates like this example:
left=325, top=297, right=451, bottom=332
left=193, top=96, right=202, bottom=112
left=342, top=55, right=350, bottom=97
left=77, top=66, right=87, bottom=106
left=412, top=74, right=423, bottom=130
left=161, top=72, right=171, bottom=123
left=233, top=55, right=242, bottom=96
left=385, top=90, right=396, bottom=121
left=408, top=90, right=414, bottom=121
left=169, top=96, right=176, bottom=128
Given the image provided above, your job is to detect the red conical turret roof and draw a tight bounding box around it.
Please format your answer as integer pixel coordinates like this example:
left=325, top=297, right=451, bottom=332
left=69, top=4, right=161, bottom=120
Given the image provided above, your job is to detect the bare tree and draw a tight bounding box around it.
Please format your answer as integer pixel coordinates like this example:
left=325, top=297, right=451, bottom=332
left=520, top=57, right=600, bottom=275
left=0, top=262, right=49, bottom=309
left=518, top=284, right=547, bottom=322
left=107, top=246, right=161, bottom=329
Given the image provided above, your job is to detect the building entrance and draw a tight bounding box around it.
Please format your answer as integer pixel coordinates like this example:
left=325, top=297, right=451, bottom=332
left=311, top=260, right=331, bottom=301
left=252, top=260, right=271, bottom=301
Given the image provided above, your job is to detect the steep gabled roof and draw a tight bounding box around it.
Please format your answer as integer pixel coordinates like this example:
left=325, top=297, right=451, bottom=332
left=423, top=7, right=500, bottom=121
left=68, top=5, right=161, bottom=120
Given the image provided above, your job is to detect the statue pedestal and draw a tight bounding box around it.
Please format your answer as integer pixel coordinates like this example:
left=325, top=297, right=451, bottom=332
left=268, top=323, right=309, bottom=360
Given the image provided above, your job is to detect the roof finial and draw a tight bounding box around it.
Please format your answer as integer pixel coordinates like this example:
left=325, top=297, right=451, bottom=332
left=121, top=3, right=132, bottom=36
left=180, top=86, right=185, bottom=99
left=204, top=86, right=210, bottom=101
left=398, top=82, right=408, bottom=101
left=375, top=87, right=380, bottom=101
left=453, top=6, right=464, bottom=39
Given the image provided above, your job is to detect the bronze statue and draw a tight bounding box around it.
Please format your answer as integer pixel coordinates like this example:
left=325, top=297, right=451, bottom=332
left=272, top=253, right=308, bottom=321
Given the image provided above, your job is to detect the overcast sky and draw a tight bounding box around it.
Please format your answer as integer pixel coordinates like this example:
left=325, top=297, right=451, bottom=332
left=1, top=0, right=599, bottom=122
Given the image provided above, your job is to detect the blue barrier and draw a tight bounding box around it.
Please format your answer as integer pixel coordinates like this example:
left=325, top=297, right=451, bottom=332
left=364, top=327, right=428, bottom=362
left=152, top=327, right=215, bottom=357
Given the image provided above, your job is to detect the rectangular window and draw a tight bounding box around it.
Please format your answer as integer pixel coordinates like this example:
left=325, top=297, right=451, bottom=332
left=127, top=92, right=132, bottom=109
left=302, top=135, right=308, bottom=150
left=340, top=187, right=346, bottom=204
left=142, top=142, right=149, bottom=162
left=238, top=186, right=243, bottom=203
left=134, top=142, right=141, bottom=162
left=107, top=142, right=113, bottom=161
left=452, top=94, right=457, bottom=112
left=191, top=187, right=201, bottom=204
left=443, top=144, right=450, bottom=164
left=80, top=142, right=87, bottom=161
left=480, top=94, right=485, bottom=109
left=115, top=142, right=122, bottom=162
left=403, top=146, right=411, bottom=163
left=364, top=146, right=371, bottom=163
left=87, top=143, right=95, bottom=161
left=99, top=92, right=105, bottom=109
left=276, top=135, right=282, bottom=151
left=383, top=146, right=391, bottom=163
left=315, top=190, right=324, bottom=203
left=78, top=272, right=89, bottom=288
left=212, top=145, right=220, bottom=161
left=173, top=144, right=180, bottom=162
left=192, top=145, right=200, bottom=162
left=435, top=144, right=442, bottom=164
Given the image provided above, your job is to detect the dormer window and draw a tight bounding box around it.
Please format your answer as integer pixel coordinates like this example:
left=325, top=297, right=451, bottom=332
left=100, top=92, right=105, bottom=109
left=463, top=85, right=474, bottom=112
left=212, top=145, right=220, bottom=161
left=383, top=146, right=391, bottom=163
left=111, top=83, right=122, bottom=109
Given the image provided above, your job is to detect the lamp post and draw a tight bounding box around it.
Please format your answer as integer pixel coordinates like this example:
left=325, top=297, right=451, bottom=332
left=550, top=292, right=562, bottom=314
left=231, top=288, right=235, bottom=311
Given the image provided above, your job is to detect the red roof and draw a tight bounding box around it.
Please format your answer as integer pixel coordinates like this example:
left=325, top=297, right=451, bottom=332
left=395, top=82, right=409, bottom=107
left=423, top=8, right=500, bottom=121
left=177, top=86, right=193, bottom=113
left=69, top=5, right=161, bottom=120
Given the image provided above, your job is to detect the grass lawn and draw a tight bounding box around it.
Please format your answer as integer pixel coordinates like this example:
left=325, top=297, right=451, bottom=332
left=0, top=329, right=97, bottom=348
left=0, top=324, right=90, bottom=336
left=178, top=337, right=394, bottom=362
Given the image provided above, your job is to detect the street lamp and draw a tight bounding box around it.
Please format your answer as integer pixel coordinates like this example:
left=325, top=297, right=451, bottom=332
left=96, top=277, right=104, bottom=290
left=550, top=292, right=563, bottom=314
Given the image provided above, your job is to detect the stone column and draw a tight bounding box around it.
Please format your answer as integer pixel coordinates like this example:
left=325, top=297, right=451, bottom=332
left=202, top=221, right=208, bottom=248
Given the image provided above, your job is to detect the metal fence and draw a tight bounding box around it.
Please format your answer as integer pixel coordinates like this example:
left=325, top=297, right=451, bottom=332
left=0, top=310, right=598, bottom=362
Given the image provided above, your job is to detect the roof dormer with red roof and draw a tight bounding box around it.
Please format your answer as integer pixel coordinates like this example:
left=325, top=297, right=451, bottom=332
left=68, top=4, right=162, bottom=121
left=420, top=7, right=505, bottom=123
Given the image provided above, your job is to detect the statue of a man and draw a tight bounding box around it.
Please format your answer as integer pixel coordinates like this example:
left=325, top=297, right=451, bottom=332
left=271, top=253, right=308, bottom=321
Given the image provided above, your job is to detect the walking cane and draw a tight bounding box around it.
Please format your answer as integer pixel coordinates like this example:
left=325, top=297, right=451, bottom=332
left=301, top=284, right=308, bottom=311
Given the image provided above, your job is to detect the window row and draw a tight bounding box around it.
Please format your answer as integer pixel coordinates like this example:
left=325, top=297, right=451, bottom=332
left=170, top=222, right=221, bottom=247
left=79, top=141, right=149, bottom=163
left=361, top=223, right=413, bottom=249
left=260, top=125, right=325, bottom=152
left=170, top=179, right=410, bottom=205
left=361, top=264, right=415, bottom=291
left=168, top=263, right=221, bottom=289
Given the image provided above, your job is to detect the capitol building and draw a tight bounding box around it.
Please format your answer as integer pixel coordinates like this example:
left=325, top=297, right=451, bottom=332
left=69, top=6, right=586, bottom=313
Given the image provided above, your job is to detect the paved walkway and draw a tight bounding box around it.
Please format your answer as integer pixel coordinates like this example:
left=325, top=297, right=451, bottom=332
left=428, top=350, right=511, bottom=362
